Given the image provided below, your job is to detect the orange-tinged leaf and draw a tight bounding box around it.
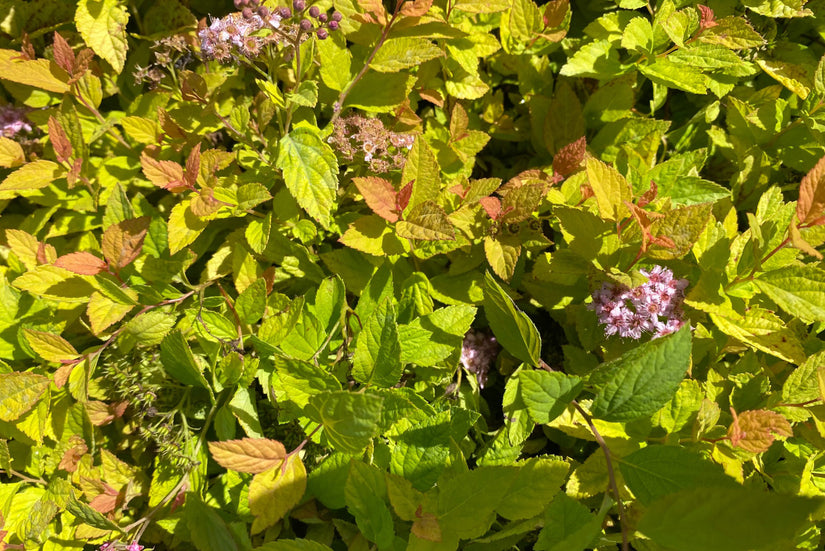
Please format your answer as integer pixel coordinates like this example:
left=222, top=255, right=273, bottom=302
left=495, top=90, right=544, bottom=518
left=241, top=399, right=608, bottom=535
left=400, top=0, right=433, bottom=16
left=141, top=151, right=187, bottom=191
left=353, top=176, right=399, bottom=222
left=54, top=251, right=107, bottom=275
left=479, top=196, right=502, bottom=220
left=52, top=32, right=75, bottom=74
left=208, top=438, right=287, bottom=473
left=553, top=136, right=586, bottom=177
left=543, top=0, right=568, bottom=29
left=101, top=217, right=150, bottom=270
left=86, top=400, right=127, bottom=426
left=184, top=143, right=201, bottom=189
left=728, top=408, right=792, bottom=453
left=23, top=328, right=79, bottom=362
left=48, top=116, right=72, bottom=163
left=249, top=454, right=307, bottom=533
left=412, top=506, right=442, bottom=542
left=797, top=155, right=825, bottom=224
left=58, top=435, right=87, bottom=472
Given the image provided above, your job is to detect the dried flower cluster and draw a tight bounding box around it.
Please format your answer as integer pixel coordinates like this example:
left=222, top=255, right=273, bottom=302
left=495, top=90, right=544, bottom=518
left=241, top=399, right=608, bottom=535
left=199, top=0, right=342, bottom=62
left=0, top=104, right=32, bottom=138
left=589, top=266, right=688, bottom=339
left=460, top=330, right=500, bottom=388
left=328, top=113, right=415, bottom=173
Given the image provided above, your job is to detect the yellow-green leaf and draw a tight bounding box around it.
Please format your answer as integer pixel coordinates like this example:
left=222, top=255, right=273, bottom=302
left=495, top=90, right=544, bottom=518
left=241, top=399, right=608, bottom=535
left=13, top=265, right=97, bottom=303
left=75, top=0, right=130, bottom=72
left=167, top=201, right=208, bottom=254
left=396, top=201, right=455, bottom=241
left=340, top=215, right=406, bottom=256
left=87, top=291, right=134, bottom=335
left=0, top=49, right=70, bottom=93
left=0, top=372, right=50, bottom=421
left=23, top=329, right=79, bottom=362
left=0, top=137, right=25, bottom=168
left=0, top=160, right=63, bottom=198
left=208, top=438, right=286, bottom=474
left=371, top=38, right=443, bottom=73
left=756, top=57, right=812, bottom=99
left=585, top=158, right=631, bottom=221
left=248, top=455, right=307, bottom=533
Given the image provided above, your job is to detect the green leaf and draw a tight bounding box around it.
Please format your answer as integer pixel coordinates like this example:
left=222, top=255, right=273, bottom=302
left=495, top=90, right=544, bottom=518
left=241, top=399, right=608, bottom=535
left=638, top=487, right=823, bottom=551
left=518, top=370, right=583, bottom=424
left=618, top=446, right=736, bottom=506
left=185, top=493, right=239, bottom=551
left=699, top=16, right=764, bottom=49
left=452, top=0, right=510, bottom=13
left=235, top=278, right=267, bottom=325
left=12, top=265, right=97, bottom=303
left=742, top=0, right=812, bottom=17
left=438, top=466, right=518, bottom=539
left=754, top=266, right=825, bottom=323
left=590, top=325, right=692, bottom=421
left=352, top=299, right=402, bottom=387
left=371, top=38, right=443, bottom=73
left=396, top=201, right=455, bottom=241
left=560, top=40, right=622, bottom=79
left=710, top=307, right=805, bottom=364
left=75, top=0, right=130, bottom=72
left=496, top=457, right=569, bottom=520
left=305, top=391, right=384, bottom=454
left=621, top=17, right=653, bottom=53
left=256, top=541, right=333, bottom=551
left=639, top=58, right=708, bottom=94
left=65, top=493, right=123, bottom=532
left=0, top=372, right=49, bottom=421
left=345, top=462, right=395, bottom=548
left=317, top=38, right=352, bottom=92
left=757, top=56, right=812, bottom=99
left=535, top=493, right=602, bottom=551
left=401, top=137, right=441, bottom=211
left=483, top=272, right=542, bottom=366
left=287, top=80, right=318, bottom=107
left=272, top=355, right=341, bottom=410
left=585, top=157, right=631, bottom=221
left=657, top=176, right=730, bottom=205
left=398, top=305, right=476, bottom=367
left=277, top=127, right=339, bottom=230
left=160, top=330, right=209, bottom=389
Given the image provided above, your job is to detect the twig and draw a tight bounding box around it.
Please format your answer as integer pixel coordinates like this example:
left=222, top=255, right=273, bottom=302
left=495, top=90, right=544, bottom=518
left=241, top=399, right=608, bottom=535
left=572, top=401, right=629, bottom=551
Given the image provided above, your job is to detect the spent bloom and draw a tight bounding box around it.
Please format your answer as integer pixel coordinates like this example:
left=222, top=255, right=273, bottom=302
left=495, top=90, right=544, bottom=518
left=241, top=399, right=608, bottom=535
left=460, top=330, right=500, bottom=388
left=328, top=113, right=415, bottom=173
left=198, top=11, right=284, bottom=62
left=0, top=104, right=32, bottom=138
left=588, top=265, right=688, bottom=340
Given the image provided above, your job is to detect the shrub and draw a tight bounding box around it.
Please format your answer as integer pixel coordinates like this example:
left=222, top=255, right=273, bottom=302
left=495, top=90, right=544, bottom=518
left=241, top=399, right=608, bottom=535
left=2, top=0, right=825, bottom=549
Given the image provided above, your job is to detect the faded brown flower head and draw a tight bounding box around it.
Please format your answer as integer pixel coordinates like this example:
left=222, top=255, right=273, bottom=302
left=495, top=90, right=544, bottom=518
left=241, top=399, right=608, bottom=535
left=328, top=113, right=415, bottom=173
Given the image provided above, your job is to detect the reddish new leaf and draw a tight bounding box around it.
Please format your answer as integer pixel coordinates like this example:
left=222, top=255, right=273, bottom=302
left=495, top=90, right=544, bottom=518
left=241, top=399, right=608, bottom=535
left=480, top=196, right=503, bottom=220
left=638, top=180, right=658, bottom=208
left=58, top=436, right=87, bottom=472
left=101, top=217, right=150, bottom=270
left=397, top=180, right=414, bottom=213
left=52, top=32, right=75, bottom=75
left=728, top=408, right=793, bottom=453
left=54, top=251, right=107, bottom=275
left=697, top=4, right=718, bottom=28
left=353, top=176, right=399, bottom=222
left=553, top=137, right=586, bottom=177
left=48, top=116, right=73, bottom=163
left=184, top=143, right=201, bottom=189
left=797, top=155, right=825, bottom=225
left=543, top=0, right=568, bottom=28
left=141, top=151, right=187, bottom=192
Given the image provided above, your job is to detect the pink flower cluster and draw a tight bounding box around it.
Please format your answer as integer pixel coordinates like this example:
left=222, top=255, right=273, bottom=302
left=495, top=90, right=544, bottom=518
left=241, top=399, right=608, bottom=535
left=460, top=330, right=499, bottom=388
left=588, top=266, right=688, bottom=340
left=198, top=9, right=284, bottom=61
left=0, top=104, right=32, bottom=138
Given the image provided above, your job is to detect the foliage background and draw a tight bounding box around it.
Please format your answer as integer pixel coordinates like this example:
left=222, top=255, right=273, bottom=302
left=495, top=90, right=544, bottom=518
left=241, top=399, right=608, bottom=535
left=2, top=0, right=825, bottom=549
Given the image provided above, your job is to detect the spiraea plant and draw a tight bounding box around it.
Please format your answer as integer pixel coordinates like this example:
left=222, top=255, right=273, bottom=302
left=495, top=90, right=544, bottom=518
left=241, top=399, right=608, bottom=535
left=4, top=0, right=825, bottom=550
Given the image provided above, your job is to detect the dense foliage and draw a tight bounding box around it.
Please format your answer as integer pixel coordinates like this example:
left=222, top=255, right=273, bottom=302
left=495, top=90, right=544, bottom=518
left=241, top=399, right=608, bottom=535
left=3, top=0, right=825, bottom=549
